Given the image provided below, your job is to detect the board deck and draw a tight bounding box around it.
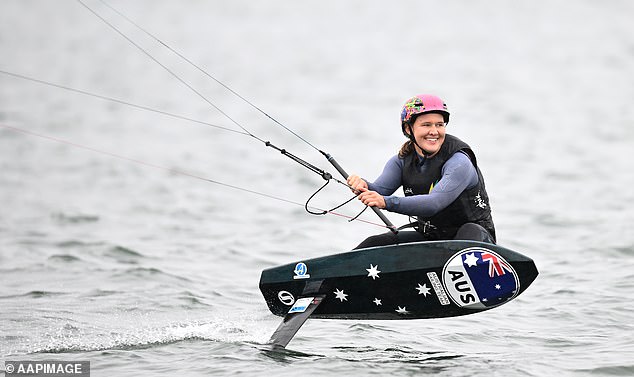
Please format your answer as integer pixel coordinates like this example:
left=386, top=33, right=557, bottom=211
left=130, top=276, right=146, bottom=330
left=260, top=241, right=538, bottom=321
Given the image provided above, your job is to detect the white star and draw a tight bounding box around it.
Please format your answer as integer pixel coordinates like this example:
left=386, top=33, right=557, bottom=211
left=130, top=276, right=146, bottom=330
left=495, top=284, right=501, bottom=290
left=366, top=264, right=381, bottom=280
left=464, top=253, right=479, bottom=267
left=395, top=306, right=410, bottom=315
left=334, top=288, right=348, bottom=302
left=416, top=283, right=431, bottom=297
left=373, top=298, right=382, bottom=306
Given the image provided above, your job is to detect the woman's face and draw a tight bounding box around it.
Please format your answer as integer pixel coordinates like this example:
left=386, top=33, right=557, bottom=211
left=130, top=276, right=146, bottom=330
left=407, top=112, right=446, bottom=157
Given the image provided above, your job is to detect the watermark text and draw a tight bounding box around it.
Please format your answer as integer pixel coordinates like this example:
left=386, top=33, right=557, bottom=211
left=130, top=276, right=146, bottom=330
left=5, top=361, right=90, bottom=377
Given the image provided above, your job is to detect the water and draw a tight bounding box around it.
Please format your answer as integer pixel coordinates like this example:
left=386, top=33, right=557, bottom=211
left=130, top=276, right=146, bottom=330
left=1, top=0, right=633, bottom=376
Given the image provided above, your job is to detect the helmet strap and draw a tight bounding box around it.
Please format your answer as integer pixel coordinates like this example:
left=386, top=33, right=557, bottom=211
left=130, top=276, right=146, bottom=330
left=406, top=123, right=433, bottom=158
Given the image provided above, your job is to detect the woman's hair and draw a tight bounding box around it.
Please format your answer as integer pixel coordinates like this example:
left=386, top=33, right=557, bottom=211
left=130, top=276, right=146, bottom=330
left=398, top=140, right=416, bottom=158
left=398, top=120, right=416, bottom=158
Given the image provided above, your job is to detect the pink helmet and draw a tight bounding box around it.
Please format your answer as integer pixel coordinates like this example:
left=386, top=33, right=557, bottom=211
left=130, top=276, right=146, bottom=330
left=400, top=94, right=450, bottom=128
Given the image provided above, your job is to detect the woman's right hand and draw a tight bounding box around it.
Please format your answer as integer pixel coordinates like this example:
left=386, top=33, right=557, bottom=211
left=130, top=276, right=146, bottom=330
left=347, top=175, right=368, bottom=194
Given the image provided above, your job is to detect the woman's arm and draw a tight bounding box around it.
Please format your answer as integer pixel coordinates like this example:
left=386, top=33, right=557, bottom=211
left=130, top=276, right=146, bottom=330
left=383, top=152, right=478, bottom=217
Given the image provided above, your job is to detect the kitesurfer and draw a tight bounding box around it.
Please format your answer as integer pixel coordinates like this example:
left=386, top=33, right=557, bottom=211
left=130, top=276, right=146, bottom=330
left=348, top=94, right=496, bottom=249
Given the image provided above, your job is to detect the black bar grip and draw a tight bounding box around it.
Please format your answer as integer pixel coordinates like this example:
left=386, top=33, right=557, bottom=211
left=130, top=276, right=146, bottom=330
left=322, top=152, right=398, bottom=234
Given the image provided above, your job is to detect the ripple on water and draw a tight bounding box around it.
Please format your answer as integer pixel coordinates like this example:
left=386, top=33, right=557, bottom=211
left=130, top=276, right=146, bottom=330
left=613, top=245, right=634, bottom=256
left=104, top=245, right=146, bottom=264
left=177, top=291, right=212, bottom=308
left=0, top=290, right=68, bottom=299
left=55, top=240, right=105, bottom=249
left=79, top=289, right=122, bottom=298
left=578, top=365, right=634, bottom=376
left=47, top=254, right=82, bottom=263
left=110, top=267, right=191, bottom=283
left=51, top=212, right=100, bottom=224
left=330, top=345, right=464, bottom=365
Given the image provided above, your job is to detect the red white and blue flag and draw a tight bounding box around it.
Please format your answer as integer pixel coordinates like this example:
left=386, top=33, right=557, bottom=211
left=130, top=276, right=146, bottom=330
left=443, top=248, right=519, bottom=309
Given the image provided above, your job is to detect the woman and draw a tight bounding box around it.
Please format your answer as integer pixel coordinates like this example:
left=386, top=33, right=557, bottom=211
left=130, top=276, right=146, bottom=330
left=348, top=94, right=496, bottom=249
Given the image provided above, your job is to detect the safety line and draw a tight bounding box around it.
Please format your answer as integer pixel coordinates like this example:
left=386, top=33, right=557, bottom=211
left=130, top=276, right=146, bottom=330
left=0, top=67, right=349, bottom=190
left=4, top=1, right=394, bottom=231
left=83, top=0, right=395, bottom=232
left=0, top=69, right=248, bottom=136
left=0, top=123, right=389, bottom=230
left=76, top=0, right=352, bottom=191
left=96, top=0, right=322, bottom=152
left=76, top=0, right=262, bottom=142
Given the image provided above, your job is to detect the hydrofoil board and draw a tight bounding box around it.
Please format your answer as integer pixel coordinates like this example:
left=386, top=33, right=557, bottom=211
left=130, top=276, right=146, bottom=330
left=259, top=240, right=538, bottom=348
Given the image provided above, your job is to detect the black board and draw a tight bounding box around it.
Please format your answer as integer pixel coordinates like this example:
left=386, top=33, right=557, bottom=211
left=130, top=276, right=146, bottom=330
left=260, top=241, right=538, bottom=321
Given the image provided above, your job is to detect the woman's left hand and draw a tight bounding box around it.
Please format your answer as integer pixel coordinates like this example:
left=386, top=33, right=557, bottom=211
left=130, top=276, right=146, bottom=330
left=357, top=189, right=386, bottom=209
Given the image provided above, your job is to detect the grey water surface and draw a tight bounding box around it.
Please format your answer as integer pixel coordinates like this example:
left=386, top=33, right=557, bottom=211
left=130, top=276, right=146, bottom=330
left=1, top=1, right=633, bottom=376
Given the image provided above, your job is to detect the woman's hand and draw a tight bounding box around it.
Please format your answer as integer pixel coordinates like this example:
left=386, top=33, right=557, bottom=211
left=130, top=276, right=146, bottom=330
left=357, top=189, right=386, bottom=209
left=347, top=175, right=385, bottom=208
left=347, top=175, right=368, bottom=194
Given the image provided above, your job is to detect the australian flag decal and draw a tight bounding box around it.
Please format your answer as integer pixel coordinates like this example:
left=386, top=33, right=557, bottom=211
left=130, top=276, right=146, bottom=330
left=442, top=247, right=520, bottom=309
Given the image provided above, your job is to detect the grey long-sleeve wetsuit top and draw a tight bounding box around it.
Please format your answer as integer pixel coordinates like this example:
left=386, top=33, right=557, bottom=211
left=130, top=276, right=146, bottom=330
left=367, top=151, right=478, bottom=218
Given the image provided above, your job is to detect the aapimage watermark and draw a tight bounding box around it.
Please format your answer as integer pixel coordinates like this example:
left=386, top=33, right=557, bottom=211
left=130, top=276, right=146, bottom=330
left=5, top=361, right=90, bottom=377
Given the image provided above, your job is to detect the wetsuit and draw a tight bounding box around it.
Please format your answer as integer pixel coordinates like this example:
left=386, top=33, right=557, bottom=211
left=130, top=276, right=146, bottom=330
left=353, top=135, right=495, bottom=249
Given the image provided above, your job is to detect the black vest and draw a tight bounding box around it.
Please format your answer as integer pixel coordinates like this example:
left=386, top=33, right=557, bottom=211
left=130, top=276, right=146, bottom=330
left=401, top=134, right=496, bottom=241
